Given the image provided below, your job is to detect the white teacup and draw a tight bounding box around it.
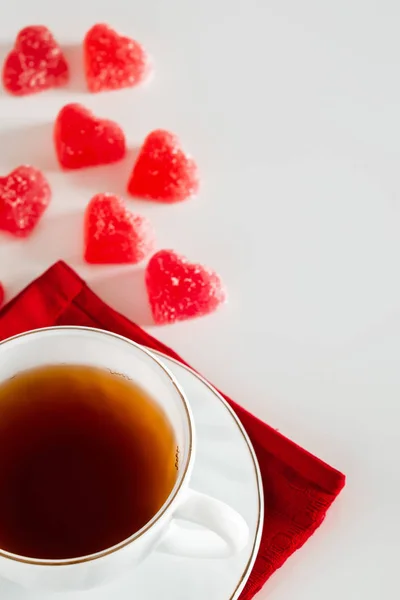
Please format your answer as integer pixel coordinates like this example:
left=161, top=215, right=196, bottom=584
left=0, top=326, right=248, bottom=592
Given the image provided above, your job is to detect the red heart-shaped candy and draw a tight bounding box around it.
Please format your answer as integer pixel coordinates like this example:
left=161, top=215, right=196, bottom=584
left=84, top=193, right=155, bottom=264
left=128, top=130, right=199, bottom=203
left=0, top=166, right=51, bottom=238
left=2, top=26, right=69, bottom=96
left=54, top=103, right=126, bottom=170
left=84, top=23, right=150, bottom=93
left=145, top=250, right=226, bottom=324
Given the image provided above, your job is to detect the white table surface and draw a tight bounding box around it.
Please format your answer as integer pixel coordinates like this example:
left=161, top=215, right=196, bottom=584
left=0, top=1, right=398, bottom=598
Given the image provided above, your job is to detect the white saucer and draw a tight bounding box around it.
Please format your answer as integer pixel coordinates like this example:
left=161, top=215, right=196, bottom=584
left=1, top=351, right=264, bottom=600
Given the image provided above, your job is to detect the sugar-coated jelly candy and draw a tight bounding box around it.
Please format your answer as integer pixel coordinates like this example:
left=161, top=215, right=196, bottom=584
left=0, top=166, right=51, bottom=238
left=128, top=130, right=199, bottom=203
left=84, top=193, right=155, bottom=264
left=145, top=250, right=226, bottom=324
left=54, top=103, right=126, bottom=170
left=84, top=24, right=150, bottom=93
left=3, top=26, right=69, bottom=95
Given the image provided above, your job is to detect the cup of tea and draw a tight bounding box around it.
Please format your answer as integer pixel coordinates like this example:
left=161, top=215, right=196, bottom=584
left=0, top=326, right=248, bottom=592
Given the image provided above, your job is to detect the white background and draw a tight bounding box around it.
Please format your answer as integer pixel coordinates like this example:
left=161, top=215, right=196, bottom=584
left=0, top=1, right=399, bottom=598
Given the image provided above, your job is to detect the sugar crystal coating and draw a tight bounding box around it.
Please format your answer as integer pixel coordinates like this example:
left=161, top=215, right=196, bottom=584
left=145, top=250, right=226, bottom=324
left=54, top=103, right=126, bottom=170
left=84, top=24, right=150, bottom=93
left=0, top=166, right=51, bottom=238
left=3, top=26, right=69, bottom=96
left=128, top=130, right=199, bottom=203
left=84, top=193, right=155, bottom=264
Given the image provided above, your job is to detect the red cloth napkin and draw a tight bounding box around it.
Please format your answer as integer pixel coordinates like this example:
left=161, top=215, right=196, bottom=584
left=0, top=261, right=345, bottom=599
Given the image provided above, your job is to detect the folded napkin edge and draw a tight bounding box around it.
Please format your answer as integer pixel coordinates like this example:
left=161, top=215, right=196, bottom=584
left=0, top=260, right=346, bottom=600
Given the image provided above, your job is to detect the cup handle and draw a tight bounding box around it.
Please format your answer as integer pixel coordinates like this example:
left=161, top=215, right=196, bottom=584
left=158, top=489, right=249, bottom=558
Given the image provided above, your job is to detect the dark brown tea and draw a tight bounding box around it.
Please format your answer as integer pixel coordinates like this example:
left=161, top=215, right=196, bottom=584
left=0, top=364, right=178, bottom=560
